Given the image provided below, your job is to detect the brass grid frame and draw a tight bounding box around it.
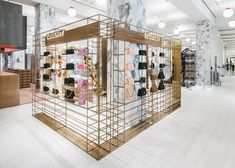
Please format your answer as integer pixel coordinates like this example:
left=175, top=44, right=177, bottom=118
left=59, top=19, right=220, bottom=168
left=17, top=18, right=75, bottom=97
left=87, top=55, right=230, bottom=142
left=32, top=14, right=181, bottom=160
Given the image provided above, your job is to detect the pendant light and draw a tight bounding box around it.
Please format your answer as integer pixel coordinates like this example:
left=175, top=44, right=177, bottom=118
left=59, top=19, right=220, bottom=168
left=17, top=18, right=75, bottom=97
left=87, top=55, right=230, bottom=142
left=158, top=21, right=166, bottom=29
left=68, top=7, right=76, bottom=17
left=223, top=8, right=234, bottom=18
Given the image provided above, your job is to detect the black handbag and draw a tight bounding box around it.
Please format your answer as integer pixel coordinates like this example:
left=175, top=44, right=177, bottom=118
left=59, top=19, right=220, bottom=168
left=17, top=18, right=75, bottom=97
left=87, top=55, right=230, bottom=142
left=158, top=68, right=165, bottom=79
left=44, top=63, right=51, bottom=68
left=66, top=63, right=74, bottom=70
left=138, top=62, right=147, bottom=70
left=151, top=63, right=155, bottom=69
left=43, top=86, right=49, bottom=92
left=159, top=53, right=165, bottom=57
left=152, top=52, right=155, bottom=57
left=52, top=89, right=59, bottom=94
left=135, top=77, right=146, bottom=83
left=66, top=49, right=75, bottom=55
left=44, top=51, right=50, bottom=56
left=43, top=74, right=50, bottom=81
left=158, top=80, right=165, bottom=90
left=139, top=50, right=147, bottom=56
left=65, top=90, right=75, bottom=99
left=64, top=77, right=75, bottom=85
left=138, top=88, right=147, bottom=97
left=159, top=64, right=166, bottom=68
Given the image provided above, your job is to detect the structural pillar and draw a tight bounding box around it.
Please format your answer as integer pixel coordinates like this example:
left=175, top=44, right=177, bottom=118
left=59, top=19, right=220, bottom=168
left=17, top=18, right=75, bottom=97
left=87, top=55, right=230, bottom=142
left=34, top=4, right=55, bottom=88
left=196, top=20, right=211, bottom=85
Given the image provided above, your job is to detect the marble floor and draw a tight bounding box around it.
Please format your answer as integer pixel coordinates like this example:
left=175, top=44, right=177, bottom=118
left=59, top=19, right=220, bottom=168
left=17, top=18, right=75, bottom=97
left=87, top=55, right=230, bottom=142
left=0, top=77, right=235, bottom=168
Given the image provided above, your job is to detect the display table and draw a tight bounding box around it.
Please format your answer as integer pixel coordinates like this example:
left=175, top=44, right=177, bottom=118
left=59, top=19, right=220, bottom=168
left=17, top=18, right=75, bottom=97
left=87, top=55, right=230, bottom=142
left=0, top=72, right=20, bottom=108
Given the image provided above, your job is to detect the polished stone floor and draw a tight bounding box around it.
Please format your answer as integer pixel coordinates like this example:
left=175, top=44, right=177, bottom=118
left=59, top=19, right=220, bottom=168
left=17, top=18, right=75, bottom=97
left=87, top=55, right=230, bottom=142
left=0, top=77, right=235, bottom=168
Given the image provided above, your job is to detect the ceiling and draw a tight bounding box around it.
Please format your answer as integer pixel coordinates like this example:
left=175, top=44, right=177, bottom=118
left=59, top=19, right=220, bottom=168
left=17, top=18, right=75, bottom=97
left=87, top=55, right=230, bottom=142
left=5, top=0, right=235, bottom=49
left=204, top=0, right=235, bottom=48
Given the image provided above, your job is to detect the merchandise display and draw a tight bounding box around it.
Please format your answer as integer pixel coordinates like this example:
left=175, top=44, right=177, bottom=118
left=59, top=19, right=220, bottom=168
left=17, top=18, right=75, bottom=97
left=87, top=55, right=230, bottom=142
left=181, top=48, right=196, bottom=87
left=32, top=15, right=181, bottom=160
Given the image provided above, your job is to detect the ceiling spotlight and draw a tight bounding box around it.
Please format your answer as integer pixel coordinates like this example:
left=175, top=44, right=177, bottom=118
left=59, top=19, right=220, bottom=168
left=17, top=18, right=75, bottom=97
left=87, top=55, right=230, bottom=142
left=186, top=38, right=191, bottom=42
left=30, top=26, right=35, bottom=32
left=228, top=20, right=235, bottom=28
left=96, top=0, right=106, bottom=6
left=223, top=8, right=234, bottom=18
left=174, top=29, right=180, bottom=35
left=68, top=7, right=76, bottom=17
left=192, top=41, right=196, bottom=45
left=158, top=21, right=166, bottom=29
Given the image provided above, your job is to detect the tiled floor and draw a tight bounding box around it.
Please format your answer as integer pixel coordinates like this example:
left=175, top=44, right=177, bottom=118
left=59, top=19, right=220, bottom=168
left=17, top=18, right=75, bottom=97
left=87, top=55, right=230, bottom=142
left=0, top=77, right=235, bottom=168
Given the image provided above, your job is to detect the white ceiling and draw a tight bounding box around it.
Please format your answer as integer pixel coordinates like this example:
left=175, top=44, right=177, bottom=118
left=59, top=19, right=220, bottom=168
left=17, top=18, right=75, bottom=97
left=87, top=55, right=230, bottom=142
left=204, top=0, right=235, bottom=47
left=6, top=0, right=235, bottom=48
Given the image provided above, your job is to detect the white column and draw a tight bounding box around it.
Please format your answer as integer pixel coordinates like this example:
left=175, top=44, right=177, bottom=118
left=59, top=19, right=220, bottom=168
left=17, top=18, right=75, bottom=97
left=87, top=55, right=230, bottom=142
left=196, top=20, right=211, bottom=85
left=107, top=0, right=146, bottom=31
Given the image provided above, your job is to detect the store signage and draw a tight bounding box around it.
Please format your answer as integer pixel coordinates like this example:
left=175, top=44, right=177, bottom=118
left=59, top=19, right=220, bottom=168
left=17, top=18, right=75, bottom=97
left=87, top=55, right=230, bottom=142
left=144, top=32, right=161, bottom=41
left=46, top=30, right=65, bottom=40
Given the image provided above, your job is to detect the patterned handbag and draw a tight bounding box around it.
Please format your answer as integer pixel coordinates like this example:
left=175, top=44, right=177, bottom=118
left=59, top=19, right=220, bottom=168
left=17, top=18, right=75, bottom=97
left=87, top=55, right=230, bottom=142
left=150, top=83, right=158, bottom=93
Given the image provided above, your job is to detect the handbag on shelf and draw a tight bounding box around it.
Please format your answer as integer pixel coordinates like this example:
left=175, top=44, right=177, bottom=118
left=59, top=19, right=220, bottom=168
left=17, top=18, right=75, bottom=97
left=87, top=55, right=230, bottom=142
left=43, top=63, right=51, bottom=68
left=125, top=63, right=135, bottom=71
left=151, top=74, right=158, bottom=81
left=140, top=77, right=146, bottom=83
left=138, top=62, right=147, bottom=70
left=150, top=83, right=158, bottom=93
left=64, top=77, right=75, bottom=85
left=66, top=49, right=75, bottom=55
left=79, top=47, right=89, bottom=55
left=44, top=51, right=50, bottom=56
left=159, top=53, right=165, bottom=57
left=43, top=74, right=50, bottom=81
left=159, top=64, right=166, bottom=68
left=65, top=90, right=75, bottom=99
left=125, top=48, right=135, bottom=56
left=158, top=68, right=165, bottom=79
left=152, top=51, right=155, bottom=57
left=125, top=86, right=135, bottom=101
left=125, top=78, right=135, bottom=85
left=77, top=64, right=86, bottom=71
left=138, top=88, right=147, bottom=97
left=151, top=63, right=155, bottom=69
left=43, top=86, right=49, bottom=92
left=77, top=80, right=89, bottom=89
left=66, top=63, right=74, bottom=70
left=158, top=80, right=165, bottom=90
left=139, top=50, right=147, bottom=56
left=79, top=93, right=86, bottom=105
left=52, top=89, right=59, bottom=94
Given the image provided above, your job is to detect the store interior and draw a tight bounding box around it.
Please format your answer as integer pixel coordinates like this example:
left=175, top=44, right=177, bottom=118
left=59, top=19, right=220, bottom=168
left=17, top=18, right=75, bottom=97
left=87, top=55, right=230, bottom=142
left=0, top=0, right=235, bottom=167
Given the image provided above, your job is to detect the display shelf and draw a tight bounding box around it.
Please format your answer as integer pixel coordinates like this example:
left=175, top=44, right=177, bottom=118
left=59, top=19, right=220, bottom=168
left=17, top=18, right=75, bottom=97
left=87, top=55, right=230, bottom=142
left=33, top=14, right=181, bottom=160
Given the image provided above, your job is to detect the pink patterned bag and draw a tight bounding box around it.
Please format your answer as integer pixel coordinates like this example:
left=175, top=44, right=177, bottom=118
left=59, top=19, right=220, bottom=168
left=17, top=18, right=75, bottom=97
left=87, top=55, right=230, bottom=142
left=79, top=47, right=89, bottom=55
left=79, top=92, right=86, bottom=105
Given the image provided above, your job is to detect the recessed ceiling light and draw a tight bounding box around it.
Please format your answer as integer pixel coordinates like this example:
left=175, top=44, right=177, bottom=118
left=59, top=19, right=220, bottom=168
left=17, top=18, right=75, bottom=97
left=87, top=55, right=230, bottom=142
left=186, top=38, right=191, bottom=42
left=96, top=0, right=106, bottom=6
left=30, top=26, right=35, bottom=32
left=68, top=7, right=76, bottom=17
left=223, top=8, right=234, bottom=18
left=158, top=21, right=166, bottom=29
left=192, top=41, right=196, bottom=45
left=228, top=20, right=235, bottom=28
left=174, top=29, right=180, bottom=35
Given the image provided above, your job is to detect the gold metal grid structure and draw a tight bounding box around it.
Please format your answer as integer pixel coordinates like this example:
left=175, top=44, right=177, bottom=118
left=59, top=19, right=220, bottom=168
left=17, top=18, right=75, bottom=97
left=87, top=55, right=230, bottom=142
left=32, top=14, right=181, bottom=160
